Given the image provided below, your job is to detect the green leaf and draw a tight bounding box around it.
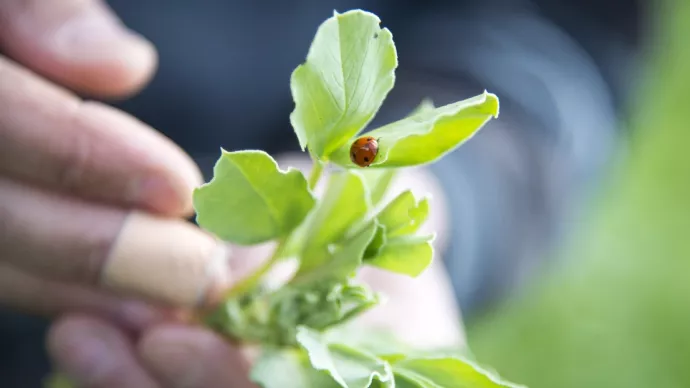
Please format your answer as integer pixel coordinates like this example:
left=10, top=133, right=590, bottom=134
left=287, top=280, right=379, bottom=333
left=250, top=348, right=341, bottom=388
left=390, top=357, right=526, bottom=388
left=390, top=374, right=425, bottom=388
left=363, top=223, right=387, bottom=259
left=289, top=9, right=397, bottom=159
left=377, top=190, right=430, bottom=237
left=298, top=171, right=370, bottom=272
left=324, top=324, right=416, bottom=356
left=294, top=221, right=378, bottom=283
left=331, top=91, right=499, bottom=168
left=193, top=150, right=315, bottom=245
left=362, top=190, right=430, bottom=262
left=297, top=326, right=395, bottom=388
left=353, top=98, right=436, bottom=207
left=366, top=234, right=434, bottom=277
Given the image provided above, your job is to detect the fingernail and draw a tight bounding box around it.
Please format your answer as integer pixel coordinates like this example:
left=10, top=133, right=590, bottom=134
left=101, top=212, right=231, bottom=307
left=134, top=150, right=203, bottom=216
left=47, top=2, right=154, bottom=66
left=134, top=174, right=195, bottom=216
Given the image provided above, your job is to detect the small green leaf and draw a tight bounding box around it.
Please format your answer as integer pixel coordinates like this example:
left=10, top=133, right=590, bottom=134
left=294, top=221, right=378, bottom=283
left=298, top=171, right=370, bottom=272
left=363, top=223, right=387, bottom=259
left=291, top=280, right=379, bottom=332
left=289, top=9, right=398, bottom=158
left=250, top=348, right=340, bottom=388
left=366, top=234, right=434, bottom=277
left=377, top=190, right=430, bottom=237
left=361, top=190, right=430, bottom=262
left=391, top=357, right=526, bottom=388
left=193, top=150, right=315, bottom=245
left=297, top=326, right=395, bottom=388
left=331, top=91, right=499, bottom=168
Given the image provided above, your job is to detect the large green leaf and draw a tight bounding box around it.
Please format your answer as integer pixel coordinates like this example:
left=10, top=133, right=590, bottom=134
left=290, top=9, right=397, bottom=159
left=390, top=357, right=526, bottom=388
left=331, top=91, right=499, bottom=168
left=193, top=150, right=315, bottom=245
left=352, top=99, right=434, bottom=207
left=297, top=326, right=395, bottom=388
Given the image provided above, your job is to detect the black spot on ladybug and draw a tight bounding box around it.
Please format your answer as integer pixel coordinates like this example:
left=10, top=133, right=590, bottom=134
left=373, top=32, right=379, bottom=39
left=364, top=157, right=370, bottom=162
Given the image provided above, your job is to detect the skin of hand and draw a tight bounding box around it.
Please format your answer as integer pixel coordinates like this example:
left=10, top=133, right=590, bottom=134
left=0, top=1, right=465, bottom=386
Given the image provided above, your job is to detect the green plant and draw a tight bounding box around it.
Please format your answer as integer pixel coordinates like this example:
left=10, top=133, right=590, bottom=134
left=192, top=10, right=522, bottom=388
left=45, top=9, right=522, bottom=388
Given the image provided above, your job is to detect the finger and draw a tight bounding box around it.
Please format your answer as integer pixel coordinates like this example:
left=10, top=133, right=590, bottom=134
left=139, top=324, right=256, bottom=388
left=0, top=178, right=229, bottom=308
left=0, top=263, right=171, bottom=332
left=0, top=0, right=156, bottom=98
left=0, top=56, right=201, bottom=216
left=48, top=315, right=161, bottom=388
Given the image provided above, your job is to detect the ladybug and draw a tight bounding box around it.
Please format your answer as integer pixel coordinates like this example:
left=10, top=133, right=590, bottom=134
left=350, top=136, right=379, bottom=167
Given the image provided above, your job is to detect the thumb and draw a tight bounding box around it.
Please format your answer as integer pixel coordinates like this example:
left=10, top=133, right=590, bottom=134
left=0, top=0, right=157, bottom=98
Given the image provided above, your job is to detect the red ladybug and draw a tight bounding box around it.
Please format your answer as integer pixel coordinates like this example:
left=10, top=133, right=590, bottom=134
left=350, top=136, right=379, bottom=167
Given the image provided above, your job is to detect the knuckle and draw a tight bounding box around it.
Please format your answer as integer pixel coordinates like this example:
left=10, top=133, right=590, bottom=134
left=53, top=100, right=94, bottom=193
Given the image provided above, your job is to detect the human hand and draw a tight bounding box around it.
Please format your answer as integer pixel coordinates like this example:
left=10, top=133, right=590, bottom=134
left=47, top=156, right=466, bottom=387
left=0, top=0, right=231, bottom=329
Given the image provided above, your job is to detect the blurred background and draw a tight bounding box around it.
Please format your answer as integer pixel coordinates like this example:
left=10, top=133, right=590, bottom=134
left=7, top=0, right=690, bottom=387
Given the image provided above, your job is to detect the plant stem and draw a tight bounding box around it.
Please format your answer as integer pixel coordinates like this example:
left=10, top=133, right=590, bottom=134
left=222, top=238, right=287, bottom=300
left=308, top=159, right=325, bottom=190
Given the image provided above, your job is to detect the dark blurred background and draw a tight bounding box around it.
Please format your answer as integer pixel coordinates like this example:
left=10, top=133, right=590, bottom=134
left=0, top=0, right=646, bottom=386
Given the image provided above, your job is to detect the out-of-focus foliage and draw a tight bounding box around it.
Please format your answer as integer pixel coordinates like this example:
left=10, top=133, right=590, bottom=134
left=466, top=1, right=690, bottom=387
